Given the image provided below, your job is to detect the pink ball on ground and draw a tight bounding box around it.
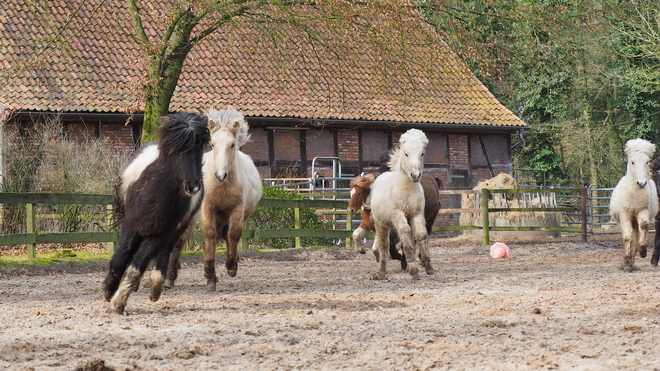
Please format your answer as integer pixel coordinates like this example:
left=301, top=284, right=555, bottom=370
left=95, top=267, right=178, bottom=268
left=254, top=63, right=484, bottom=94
left=490, top=242, right=510, bottom=259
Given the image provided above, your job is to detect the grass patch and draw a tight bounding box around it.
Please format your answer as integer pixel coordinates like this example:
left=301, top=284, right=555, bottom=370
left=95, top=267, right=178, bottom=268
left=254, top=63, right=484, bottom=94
left=0, top=250, right=111, bottom=269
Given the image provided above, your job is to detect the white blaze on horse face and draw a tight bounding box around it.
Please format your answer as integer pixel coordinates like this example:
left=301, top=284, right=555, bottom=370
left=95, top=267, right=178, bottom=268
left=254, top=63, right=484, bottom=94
left=211, top=128, right=237, bottom=183
left=628, top=153, right=651, bottom=189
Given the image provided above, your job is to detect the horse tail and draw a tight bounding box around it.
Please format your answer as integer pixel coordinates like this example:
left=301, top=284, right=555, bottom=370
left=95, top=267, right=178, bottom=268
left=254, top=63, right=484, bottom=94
left=112, top=177, right=125, bottom=229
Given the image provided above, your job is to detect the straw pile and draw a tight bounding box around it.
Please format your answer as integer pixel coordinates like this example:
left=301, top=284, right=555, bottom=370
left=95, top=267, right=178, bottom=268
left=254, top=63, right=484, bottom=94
left=460, top=173, right=562, bottom=237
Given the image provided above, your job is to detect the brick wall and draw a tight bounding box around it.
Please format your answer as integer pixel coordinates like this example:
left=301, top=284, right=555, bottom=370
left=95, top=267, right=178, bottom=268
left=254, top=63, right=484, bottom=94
left=448, top=134, right=469, bottom=165
left=101, top=123, right=134, bottom=152
left=337, top=129, right=359, bottom=166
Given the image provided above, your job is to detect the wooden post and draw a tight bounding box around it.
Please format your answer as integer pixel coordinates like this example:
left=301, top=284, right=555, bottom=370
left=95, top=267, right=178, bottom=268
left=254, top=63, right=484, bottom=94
left=242, top=221, right=249, bottom=250
left=26, top=203, right=36, bottom=259
left=294, top=207, right=301, bottom=248
left=106, top=204, right=115, bottom=255
left=581, top=186, right=588, bottom=243
left=481, top=188, right=490, bottom=246
left=345, top=211, right=353, bottom=249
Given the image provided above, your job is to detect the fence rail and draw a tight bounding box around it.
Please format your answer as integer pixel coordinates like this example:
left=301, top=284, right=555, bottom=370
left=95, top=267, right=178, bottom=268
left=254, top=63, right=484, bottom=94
left=0, top=186, right=599, bottom=258
left=0, top=193, right=116, bottom=258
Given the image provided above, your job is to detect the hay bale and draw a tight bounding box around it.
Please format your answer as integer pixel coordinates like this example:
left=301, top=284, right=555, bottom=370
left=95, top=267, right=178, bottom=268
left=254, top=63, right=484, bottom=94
left=460, top=173, right=561, bottom=237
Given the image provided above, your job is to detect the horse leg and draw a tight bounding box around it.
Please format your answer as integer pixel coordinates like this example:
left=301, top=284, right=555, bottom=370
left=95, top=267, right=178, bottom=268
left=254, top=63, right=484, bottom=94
left=164, top=237, right=185, bottom=289
left=103, top=229, right=140, bottom=301
left=637, top=210, right=652, bottom=259
left=411, top=214, right=433, bottom=275
left=388, top=231, right=406, bottom=271
left=391, top=213, right=419, bottom=280
left=352, top=226, right=367, bottom=254
left=202, top=212, right=220, bottom=291
left=108, top=237, right=162, bottom=314
left=371, top=224, right=390, bottom=280
left=619, top=214, right=635, bottom=272
left=149, top=244, right=174, bottom=303
left=653, top=218, right=660, bottom=266
left=225, top=208, right=245, bottom=278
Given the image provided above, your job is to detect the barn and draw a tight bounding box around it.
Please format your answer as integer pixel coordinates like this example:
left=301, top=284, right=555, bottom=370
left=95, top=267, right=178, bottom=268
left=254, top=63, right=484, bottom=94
left=0, top=0, right=527, bottom=209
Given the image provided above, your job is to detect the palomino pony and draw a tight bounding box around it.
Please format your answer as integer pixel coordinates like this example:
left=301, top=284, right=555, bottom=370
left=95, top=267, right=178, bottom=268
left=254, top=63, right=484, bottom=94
left=200, top=107, right=262, bottom=290
left=103, top=112, right=210, bottom=314
left=348, top=172, right=440, bottom=271
left=609, top=138, right=659, bottom=272
left=369, top=129, right=433, bottom=279
left=651, top=157, right=660, bottom=266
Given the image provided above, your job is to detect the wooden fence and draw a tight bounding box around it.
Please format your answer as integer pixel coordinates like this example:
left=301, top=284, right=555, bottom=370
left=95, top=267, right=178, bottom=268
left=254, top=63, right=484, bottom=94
left=0, top=187, right=588, bottom=258
left=0, top=193, right=116, bottom=258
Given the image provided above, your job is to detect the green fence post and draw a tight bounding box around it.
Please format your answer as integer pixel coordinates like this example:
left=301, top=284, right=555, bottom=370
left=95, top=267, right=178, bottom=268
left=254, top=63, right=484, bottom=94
left=106, top=204, right=115, bottom=255
left=242, top=221, right=249, bottom=250
left=294, top=207, right=301, bottom=248
left=481, top=188, right=490, bottom=246
left=345, top=211, right=353, bottom=249
left=26, top=203, right=36, bottom=259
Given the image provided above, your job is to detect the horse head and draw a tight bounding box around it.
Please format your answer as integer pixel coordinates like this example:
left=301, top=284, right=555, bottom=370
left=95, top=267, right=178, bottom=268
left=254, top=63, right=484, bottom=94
left=348, top=173, right=376, bottom=213
left=207, top=107, right=251, bottom=183
left=389, top=129, right=428, bottom=182
left=652, top=157, right=660, bottom=197
left=157, top=112, right=210, bottom=196
left=625, top=138, right=656, bottom=189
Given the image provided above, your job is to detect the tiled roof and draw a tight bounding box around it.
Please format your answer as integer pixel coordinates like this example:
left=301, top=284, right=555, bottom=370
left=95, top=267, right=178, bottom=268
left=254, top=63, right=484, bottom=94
left=0, top=0, right=526, bottom=128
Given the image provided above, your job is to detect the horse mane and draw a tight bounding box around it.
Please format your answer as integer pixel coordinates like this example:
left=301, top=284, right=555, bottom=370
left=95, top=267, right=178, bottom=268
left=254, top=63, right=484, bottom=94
left=625, top=138, right=656, bottom=158
left=207, top=107, right=251, bottom=147
left=157, top=112, right=210, bottom=154
left=349, top=173, right=376, bottom=189
left=387, top=129, right=429, bottom=171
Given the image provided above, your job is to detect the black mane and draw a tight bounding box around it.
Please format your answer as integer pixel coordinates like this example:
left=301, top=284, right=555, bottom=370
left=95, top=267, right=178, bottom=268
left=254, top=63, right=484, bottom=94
left=158, top=112, right=210, bottom=154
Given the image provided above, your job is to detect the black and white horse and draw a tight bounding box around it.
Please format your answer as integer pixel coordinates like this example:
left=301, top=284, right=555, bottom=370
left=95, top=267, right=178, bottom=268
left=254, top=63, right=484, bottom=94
left=102, top=112, right=210, bottom=314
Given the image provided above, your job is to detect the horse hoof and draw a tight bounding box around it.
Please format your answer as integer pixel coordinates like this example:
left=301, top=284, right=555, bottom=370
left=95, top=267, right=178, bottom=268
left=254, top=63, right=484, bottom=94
left=357, top=249, right=366, bottom=254
left=623, top=266, right=634, bottom=273
left=425, top=268, right=435, bottom=275
left=163, top=279, right=174, bottom=289
left=206, top=285, right=216, bottom=291
left=227, top=270, right=237, bottom=278
left=108, top=305, right=126, bottom=315
left=371, top=271, right=387, bottom=280
left=412, top=274, right=421, bottom=280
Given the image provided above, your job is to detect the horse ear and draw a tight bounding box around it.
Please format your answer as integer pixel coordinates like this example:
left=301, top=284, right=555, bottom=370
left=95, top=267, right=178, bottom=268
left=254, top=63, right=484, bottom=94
left=365, top=173, right=376, bottom=182
left=209, top=120, right=218, bottom=132
left=232, top=121, right=240, bottom=130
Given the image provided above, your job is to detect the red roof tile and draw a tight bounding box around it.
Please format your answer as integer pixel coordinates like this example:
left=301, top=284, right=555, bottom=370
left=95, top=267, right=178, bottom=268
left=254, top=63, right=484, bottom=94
left=0, top=0, right=526, bottom=128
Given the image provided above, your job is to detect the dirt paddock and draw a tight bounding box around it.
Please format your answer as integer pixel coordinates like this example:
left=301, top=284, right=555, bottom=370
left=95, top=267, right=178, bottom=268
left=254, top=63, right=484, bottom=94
left=2, top=234, right=660, bottom=370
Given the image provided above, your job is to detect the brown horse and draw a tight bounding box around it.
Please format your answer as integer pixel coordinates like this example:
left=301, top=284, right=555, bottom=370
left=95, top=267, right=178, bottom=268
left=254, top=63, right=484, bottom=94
left=651, top=157, right=660, bottom=266
left=200, top=108, right=263, bottom=290
left=347, top=172, right=440, bottom=271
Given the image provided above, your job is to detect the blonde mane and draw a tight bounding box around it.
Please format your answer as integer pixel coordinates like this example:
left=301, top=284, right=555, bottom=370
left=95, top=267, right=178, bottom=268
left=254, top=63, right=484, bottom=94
left=387, top=129, right=429, bottom=172
left=625, top=138, right=656, bottom=158
left=207, top=107, right=251, bottom=147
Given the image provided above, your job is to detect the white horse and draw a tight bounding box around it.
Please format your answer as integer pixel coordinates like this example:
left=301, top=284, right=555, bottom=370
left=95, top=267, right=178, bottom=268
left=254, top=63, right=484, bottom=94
left=369, top=128, right=433, bottom=280
left=201, top=107, right=263, bottom=290
left=610, top=138, right=659, bottom=272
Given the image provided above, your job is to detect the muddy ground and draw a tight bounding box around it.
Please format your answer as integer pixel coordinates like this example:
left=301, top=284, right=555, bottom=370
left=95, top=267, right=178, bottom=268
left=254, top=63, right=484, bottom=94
left=2, top=234, right=660, bottom=370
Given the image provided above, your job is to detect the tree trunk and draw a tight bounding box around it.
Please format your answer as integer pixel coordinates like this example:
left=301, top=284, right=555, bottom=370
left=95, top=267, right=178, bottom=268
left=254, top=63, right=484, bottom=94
left=140, top=55, right=187, bottom=144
